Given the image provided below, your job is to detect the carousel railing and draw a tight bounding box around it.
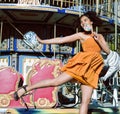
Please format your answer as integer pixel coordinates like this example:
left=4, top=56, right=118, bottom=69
left=0, top=0, right=119, bottom=21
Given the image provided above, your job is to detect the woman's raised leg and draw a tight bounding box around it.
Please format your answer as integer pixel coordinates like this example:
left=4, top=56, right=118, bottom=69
left=14, top=72, right=73, bottom=99
left=79, top=85, right=93, bottom=114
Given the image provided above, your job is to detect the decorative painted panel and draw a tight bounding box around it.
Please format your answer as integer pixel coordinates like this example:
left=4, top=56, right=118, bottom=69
left=0, top=55, right=10, bottom=67
left=24, top=59, right=62, bottom=108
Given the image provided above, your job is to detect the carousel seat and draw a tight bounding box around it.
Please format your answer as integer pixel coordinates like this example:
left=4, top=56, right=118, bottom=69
left=23, top=58, right=62, bottom=108
left=0, top=66, right=24, bottom=108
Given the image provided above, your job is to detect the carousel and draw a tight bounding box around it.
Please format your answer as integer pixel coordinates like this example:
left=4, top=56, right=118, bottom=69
left=0, top=0, right=120, bottom=114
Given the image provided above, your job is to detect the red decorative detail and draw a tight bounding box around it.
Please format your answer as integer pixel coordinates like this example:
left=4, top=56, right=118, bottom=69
left=0, top=59, right=62, bottom=108
left=25, top=59, right=62, bottom=108
left=0, top=67, right=18, bottom=93
left=0, top=67, right=24, bottom=108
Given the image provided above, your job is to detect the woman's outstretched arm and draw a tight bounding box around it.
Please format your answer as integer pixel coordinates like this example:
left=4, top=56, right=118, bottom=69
left=36, top=33, right=81, bottom=44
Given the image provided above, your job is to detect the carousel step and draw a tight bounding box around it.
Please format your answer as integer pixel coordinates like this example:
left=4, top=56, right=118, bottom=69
left=0, top=107, right=120, bottom=114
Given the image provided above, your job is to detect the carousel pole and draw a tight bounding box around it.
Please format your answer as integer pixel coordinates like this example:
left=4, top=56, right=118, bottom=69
left=53, top=23, right=56, bottom=58
left=76, top=28, right=80, bottom=53
left=96, top=0, right=99, bottom=32
left=113, top=0, right=118, bottom=107
left=107, top=0, right=111, bottom=18
left=75, top=0, right=81, bottom=53
left=114, top=0, right=118, bottom=51
left=0, top=21, right=3, bottom=55
left=79, top=0, right=81, bottom=16
left=76, top=0, right=82, bottom=53
left=92, top=0, right=99, bottom=104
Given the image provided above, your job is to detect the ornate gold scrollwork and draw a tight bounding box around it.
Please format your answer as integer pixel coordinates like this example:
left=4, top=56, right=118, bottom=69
left=0, top=95, right=11, bottom=107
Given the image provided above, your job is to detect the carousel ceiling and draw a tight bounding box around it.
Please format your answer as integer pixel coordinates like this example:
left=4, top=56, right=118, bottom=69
left=0, top=7, right=79, bottom=28
left=0, top=5, right=119, bottom=33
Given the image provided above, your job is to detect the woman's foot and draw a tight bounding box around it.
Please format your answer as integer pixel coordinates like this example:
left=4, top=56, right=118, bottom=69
left=14, top=85, right=28, bottom=101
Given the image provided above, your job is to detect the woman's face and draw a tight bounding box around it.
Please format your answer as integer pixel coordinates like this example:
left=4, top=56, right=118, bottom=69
left=80, top=16, right=93, bottom=31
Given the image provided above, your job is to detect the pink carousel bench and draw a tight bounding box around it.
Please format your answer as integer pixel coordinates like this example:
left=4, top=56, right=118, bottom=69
left=0, top=58, right=62, bottom=108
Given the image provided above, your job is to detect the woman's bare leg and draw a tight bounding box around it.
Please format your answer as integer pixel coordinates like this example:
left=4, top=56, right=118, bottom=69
left=79, top=85, right=93, bottom=114
left=16, top=72, right=73, bottom=98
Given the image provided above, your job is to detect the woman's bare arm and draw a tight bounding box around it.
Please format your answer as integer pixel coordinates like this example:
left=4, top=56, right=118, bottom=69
left=36, top=33, right=81, bottom=44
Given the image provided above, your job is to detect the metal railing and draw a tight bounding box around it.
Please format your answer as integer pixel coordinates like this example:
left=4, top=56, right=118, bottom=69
left=0, top=0, right=17, bottom=3
left=0, top=0, right=119, bottom=22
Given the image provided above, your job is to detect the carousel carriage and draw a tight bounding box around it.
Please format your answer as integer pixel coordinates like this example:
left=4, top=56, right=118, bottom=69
left=0, top=59, right=62, bottom=108
left=0, top=31, right=63, bottom=108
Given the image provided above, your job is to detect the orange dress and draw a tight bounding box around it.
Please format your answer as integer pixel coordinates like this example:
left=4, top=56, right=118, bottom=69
left=61, top=37, right=104, bottom=88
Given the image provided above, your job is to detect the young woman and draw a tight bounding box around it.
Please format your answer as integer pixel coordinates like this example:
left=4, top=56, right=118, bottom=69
left=14, top=11, right=110, bottom=114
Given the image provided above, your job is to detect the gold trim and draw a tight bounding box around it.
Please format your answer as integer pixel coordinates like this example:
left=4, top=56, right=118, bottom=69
left=0, top=94, right=12, bottom=107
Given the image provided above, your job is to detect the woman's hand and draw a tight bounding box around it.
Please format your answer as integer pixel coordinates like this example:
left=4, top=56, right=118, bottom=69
left=93, top=32, right=110, bottom=55
left=36, top=35, right=42, bottom=44
left=92, top=32, right=100, bottom=42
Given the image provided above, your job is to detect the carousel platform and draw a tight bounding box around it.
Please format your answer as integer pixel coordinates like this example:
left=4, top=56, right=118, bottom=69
left=1, top=104, right=120, bottom=114
left=0, top=107, right=120, bottom=114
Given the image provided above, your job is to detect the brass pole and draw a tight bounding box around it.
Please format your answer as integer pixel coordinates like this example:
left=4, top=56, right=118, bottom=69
left=114, top=0, right=118, bottom=51
left=108, top=0, right=111, bottom=18
left=96, top=0, right=99, bottom=33
left=0, top=21, right=3, bottom=54
left=76, top=27, right=80, bottom=52
left=53, top=23, right=56, bottom=58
